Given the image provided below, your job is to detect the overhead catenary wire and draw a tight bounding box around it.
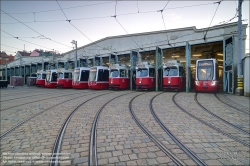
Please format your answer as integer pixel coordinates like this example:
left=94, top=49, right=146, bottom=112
left=1, top=29, right=60, bottom=51
left=113, top=17, right=143, bottom=50
left=158, top=0, right=172, bottom=47
left=1, top=9, right=72, bottom=48
left=0, top=2, right=216, bottom=25
left=55, top=0, right=113, bottom=55
left=1, top=44, right=24, bottom=51
left=203, top=0, right=223, bottom=41
left=2, top=1, right=246, bottom=57
left=0, top=1, right=113, bottom=15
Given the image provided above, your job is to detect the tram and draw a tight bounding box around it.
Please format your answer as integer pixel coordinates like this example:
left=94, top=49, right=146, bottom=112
left=109, top=64, right=130, bottom=90
left=163, top=60, right=185, bottom=91
left=57, top=69, right=74, bottom=88
left=45, top=69, right=58, bottom=88
left=135, top=62, right=155, bottom=90
left=36, top=70, right=46, bottom=87
left=88, top=66, right=109, bottom=90
left=195, top=59, right=219, bottom=92
left=72, top=67, right=90, bottom=89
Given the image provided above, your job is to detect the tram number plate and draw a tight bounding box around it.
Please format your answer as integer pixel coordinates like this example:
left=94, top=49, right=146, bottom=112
left=202, top=86, right=208, bottom=88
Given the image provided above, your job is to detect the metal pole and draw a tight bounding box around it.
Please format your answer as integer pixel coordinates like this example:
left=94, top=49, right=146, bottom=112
left=42, top=54, right=44, bottom=71
left=19, top=57, right=22, bottom=76
left=75, top=41, right=77, bottom=68
left=236, top=0, right=244, bottom=95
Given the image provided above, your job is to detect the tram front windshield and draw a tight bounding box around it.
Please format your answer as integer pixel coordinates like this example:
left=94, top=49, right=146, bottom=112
left=136, top=68, right=148, bottom=77
left=110, top=69, right=119, bottom=78
left=97, top=69, right=109, bottom=81
left=164, top=66, right=178, bottom=76
left=49, top=72, right=57, bottom=82
left=197, top=60, right=214, bottom=81
left=89, top=68, right=97, bottom=81
left=80, top=70, right=89, bottom=81
left=37, top=73, right=46, bottom=79
left=58, top=72, right=64, bottom=79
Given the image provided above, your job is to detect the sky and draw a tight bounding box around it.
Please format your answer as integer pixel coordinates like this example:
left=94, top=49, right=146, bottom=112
left=1, top=1, right=249, bottom=57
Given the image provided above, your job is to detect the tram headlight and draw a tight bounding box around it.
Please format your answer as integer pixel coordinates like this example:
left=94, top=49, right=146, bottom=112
left=211, top=81, right=216, bottom=86
left=168, top=81, right=171, bottom=84
left=195, top=81, right=200, bottom=86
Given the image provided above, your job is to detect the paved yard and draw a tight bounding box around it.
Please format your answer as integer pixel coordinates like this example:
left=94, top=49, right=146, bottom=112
left=0, top=87, right=249, bottom=165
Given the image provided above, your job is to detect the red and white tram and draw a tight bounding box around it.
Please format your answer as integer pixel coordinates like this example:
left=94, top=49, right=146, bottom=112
left=195, top=59, right=219, bottom=92
left=163, top=60, right=185, bottom=91
left=36, top=70, right=46, bottom=87
left=109, top=64, right=130, bottom=90
left=72, top=67, right=90, bottom=89
left=88, top=66, right=109, bottom=90
left=136, top=62, right=155, bottom=90
left=45, top=69, right=58, bottom=88
left=57, top=69, right=74, bottom=88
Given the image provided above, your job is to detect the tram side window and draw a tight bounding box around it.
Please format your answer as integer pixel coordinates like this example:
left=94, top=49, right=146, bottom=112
left=179, top=67, right=184, bottom=76
left=98, top=69, right=109, bottom=81
left=149, top=68, right=155, bottom=77
left=64, top=73, right=72, bottom=78
left=81, top=70, right=89, bottom=81
left=128, top=70, right=130, bottom=78
left=42, top=74, right=46, bottom=79
left=120, top=69, right=127, bottom=77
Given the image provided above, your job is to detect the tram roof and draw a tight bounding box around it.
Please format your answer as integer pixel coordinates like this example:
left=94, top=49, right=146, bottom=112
left=163, top=60, right=183, bottom=67
left=109, top=64, right=129, bottom=70
left=75, top=67, right=90, bottom=70
left=90, top=66, right=109, bottom=70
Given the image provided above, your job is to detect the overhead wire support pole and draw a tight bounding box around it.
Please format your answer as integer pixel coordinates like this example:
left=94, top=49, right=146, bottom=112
left=71, top=40, right=78, bottom=68
left=236, top=0, right=244, bottom=96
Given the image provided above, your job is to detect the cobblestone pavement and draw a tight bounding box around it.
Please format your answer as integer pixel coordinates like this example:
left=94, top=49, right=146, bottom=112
left=197, top=93, right=249, bottom=133
left=0, top=90, right=94, bottom=135
left=153, top=92, right=249, bottom=165
left=0, top=87, right=249, bottom=166
left=222, top=94, right=250, bottom=109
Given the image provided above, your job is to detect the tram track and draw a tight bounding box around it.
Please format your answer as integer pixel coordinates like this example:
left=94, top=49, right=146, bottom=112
left=49, top=91, right=131, bottom=166
left=173, top=92, right=250, bottom=148
left=195, top=93, right=249, bottom=135
left=0, top=90, right=83, bottom=102
left=150, top=93, right=207, bottom=166
left=89, top=92, right=134, bottom=166
left=214, top=93, right=249, bottom=115
left=0, top=87, right=48, bottom=96
left=0, top=91, right=88, bottom=111
left=0, top=91, right=104, bottom=139
left=129, top=92, right=185, bottom=166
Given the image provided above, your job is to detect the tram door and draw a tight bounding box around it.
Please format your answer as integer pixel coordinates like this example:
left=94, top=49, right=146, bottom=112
left=155, top=47, right=163, bottom=91
left=223, top=36, right=234, bottom=94
left=130, top=51, right=138, bottom=90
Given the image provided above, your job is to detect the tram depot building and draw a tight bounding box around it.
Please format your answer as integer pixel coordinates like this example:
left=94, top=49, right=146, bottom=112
left=1, top=22, right=249, bottom=95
